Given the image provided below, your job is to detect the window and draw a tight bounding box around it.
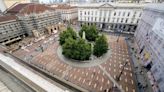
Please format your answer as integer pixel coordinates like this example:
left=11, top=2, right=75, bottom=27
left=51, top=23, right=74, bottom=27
left=80, top=11, right=82, bottom=15
left=108, top=18, right=110, bottom=22
left=117, top=18, right=119, bottom=22
left=103, top=18, right=105, bottom=22
left=125, top=19, right=128, bottom=23
left=123, top=12, right=125, bottom=16
left=139, top=13, right=142, bottom=17
left=114, top=12, right=116, bottom=16
left=136, top=20, right=139, bottom=24
left=121, top=18, right=123, bottom=23
left=85, top=12, right=86, bottom=15
left=88, top=11, right=90, bottom=15
left=95, top=17, right=97, bottom=21
left=127, top=12, right=130, bottom=17
left=118, top=12, right=121, bottom=16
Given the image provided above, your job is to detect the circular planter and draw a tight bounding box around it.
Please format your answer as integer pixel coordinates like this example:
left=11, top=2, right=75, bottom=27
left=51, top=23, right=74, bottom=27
left=57, top=46, right=112, bottom=68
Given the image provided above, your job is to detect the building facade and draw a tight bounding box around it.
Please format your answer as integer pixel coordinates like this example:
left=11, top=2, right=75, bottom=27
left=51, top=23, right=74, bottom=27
left=18, top=11, right=61, bottom=36
left=54, top=4, right=77, bottom=23
left=0, top=3, right=62, bottom=44
left=0, top=15, right=25, bottom=45
left=134, top=4, right=164, bottom=92
left=78, top=3, right=144, bottom=34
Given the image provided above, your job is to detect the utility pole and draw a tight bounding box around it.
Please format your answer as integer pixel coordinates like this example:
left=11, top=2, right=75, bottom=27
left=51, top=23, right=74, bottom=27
left=116, top=62, right=128, bottom=81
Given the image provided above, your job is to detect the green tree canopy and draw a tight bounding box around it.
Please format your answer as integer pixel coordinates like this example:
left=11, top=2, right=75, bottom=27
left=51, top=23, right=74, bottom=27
left=79, top=25, right=98, bottom=41
left=59, top=27, right=77, bottom=45
left=79, top=24, right=88, bottom=37
left=93, top=35, right=108, bottom=57
left=62, top=38, right=92, bottom=60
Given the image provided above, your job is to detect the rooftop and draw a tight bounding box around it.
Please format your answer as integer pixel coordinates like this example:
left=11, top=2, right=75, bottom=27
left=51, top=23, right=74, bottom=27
left=7, top=3, right=54, bottom=15
left=0, top=15, right=17, bottom=23
left=54, top=4, right=77, bottom=9
left=78, top=2, right=145, bottom=8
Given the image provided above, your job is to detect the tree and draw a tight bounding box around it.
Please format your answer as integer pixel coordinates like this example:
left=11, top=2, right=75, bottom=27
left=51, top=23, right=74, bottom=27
left=79, top=25, right=98, bottom=41
left=87, top=25, right=98, bottom=41
left=62, top=38, right=92, bottom=60
left=93, top=35, right=108, bottom=57
left=79, top=24, right=88, bottom=37
left=59, top=27, right=77, bottom=45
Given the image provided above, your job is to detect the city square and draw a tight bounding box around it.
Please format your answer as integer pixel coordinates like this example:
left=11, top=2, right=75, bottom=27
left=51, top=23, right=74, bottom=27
left=0, top=1, right=163, bottom=92
left=12, top=32, right=136, bottom=92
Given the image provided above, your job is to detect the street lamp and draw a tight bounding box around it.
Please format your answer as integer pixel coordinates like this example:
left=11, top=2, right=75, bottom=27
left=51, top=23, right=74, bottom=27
left=116, top=62, right=128, bottom=81
left=116, top=29, right=123, bottom=42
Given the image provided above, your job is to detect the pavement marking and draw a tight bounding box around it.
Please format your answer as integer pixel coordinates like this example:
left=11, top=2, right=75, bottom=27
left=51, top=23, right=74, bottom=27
left=96, top=76, right=99, bottom=80
left=89, top=81, right=91, bottom=86
left=91, top=74, right=94, bottom=78
left=73, top=75, right=76, bottom=79
left=107, top=80, right=110, bottom=84
left=82, top=79, right=85, bottom=84
left=126, top=87, right=128, bottom=92
left=102, top=77, right=104, bottom=82
left=109, top=68, right=111, bottom=71
left=78, top=77, right=81, bottom=81
left=94, top=83, right=97, bottom=88
left=100, top=86, right=102, bottom=91
left=114, top=69, right=116, bottom=72
left=131, top=80, right=133, bottom=84
left=130, top=73, right=132, bottom=77
left=98, top=70, right=100, bottom=74
left=86, top=72, right=88, bottom=76
left=125, top=78, right=127, bottom=83
left=124, top=72, right=126, bottom=75
left=70, top=74, right=72, bottom=77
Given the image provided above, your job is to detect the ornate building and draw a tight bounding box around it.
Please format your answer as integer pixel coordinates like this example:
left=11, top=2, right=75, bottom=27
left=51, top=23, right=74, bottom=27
left=78, top=3, right=144, bottom=34
left=53, top=4, right=77, bottom=23
left=0, top=3, right=62, bottom=45
left=135, top=3, right=164, bottom=92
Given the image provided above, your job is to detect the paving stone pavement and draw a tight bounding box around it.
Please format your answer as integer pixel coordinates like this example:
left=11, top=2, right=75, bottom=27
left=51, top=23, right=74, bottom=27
left=13, top=35, right=137, bottom=92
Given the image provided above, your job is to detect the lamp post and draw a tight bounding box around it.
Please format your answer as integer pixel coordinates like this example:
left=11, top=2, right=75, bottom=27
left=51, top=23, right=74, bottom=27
left=116, top=62, right=128, bottom=81
left=116, top=29, right=122, bottom=42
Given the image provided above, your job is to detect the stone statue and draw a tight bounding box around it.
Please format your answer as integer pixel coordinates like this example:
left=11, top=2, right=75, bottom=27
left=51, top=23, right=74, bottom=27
left=82, top=31, right=86, bottom=40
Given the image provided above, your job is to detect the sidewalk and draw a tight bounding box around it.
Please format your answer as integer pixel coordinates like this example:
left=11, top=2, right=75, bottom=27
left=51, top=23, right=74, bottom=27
left=126, top=37, right=153, bottom=92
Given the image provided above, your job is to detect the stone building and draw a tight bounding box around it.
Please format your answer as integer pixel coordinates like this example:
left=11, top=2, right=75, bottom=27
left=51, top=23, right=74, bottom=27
left=0, top=15, right=25, bottom=45
left=134, top=3, right=164, bottom=92
left=78, top=3, right=144, bottom=34
left=53, top=4, right=78, bottom=23
left=0, top=3, right=62, bottom=44
left=7, top=3, right=62, bottom=36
